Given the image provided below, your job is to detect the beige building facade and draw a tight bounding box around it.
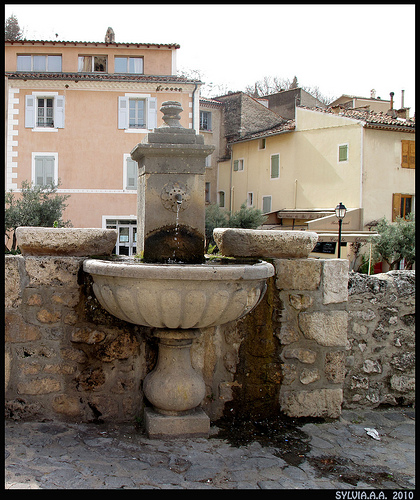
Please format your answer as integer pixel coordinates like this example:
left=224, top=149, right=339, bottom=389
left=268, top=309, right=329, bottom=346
left=217, top=106, right=415, bottom=261
left=5, top=36, right=203, bottom=255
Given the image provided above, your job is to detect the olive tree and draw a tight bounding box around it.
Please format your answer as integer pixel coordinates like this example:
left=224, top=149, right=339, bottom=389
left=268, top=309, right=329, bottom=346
left=371, top=214, right=415, bottom=270
left=5, top=180, right=72, bottom=252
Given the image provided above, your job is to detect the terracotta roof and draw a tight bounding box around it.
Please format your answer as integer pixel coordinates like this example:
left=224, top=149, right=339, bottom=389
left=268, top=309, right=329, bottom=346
left=199, top=97, right=223, bottom=107
left=228, top=120, right=296, bottom=144
left=299, top=106, right=415, bottom=131
left=5, top=39, right=180, bottom=49
left=5, top=71, right=201, bottom=84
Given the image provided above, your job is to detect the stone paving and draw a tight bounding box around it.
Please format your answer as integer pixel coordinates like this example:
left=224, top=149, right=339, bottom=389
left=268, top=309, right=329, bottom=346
left=5, top=407, right=415, bottom=490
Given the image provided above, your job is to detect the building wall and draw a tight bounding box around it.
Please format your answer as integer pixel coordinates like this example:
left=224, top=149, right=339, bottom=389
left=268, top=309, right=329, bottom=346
left=362, top=128, right=415, bottom=224
left=5, top=42, right=175, bottom=75
left=219, top=108, right=415, bottom=228
left=5, top=41, right=198, bottom=232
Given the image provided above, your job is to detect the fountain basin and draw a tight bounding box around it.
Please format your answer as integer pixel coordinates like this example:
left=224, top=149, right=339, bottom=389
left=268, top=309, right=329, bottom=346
left=83, top=259, right=274, bottom=329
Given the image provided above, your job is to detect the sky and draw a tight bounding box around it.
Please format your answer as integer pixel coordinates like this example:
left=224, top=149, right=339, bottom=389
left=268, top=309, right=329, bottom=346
left=5, top=3, right=416, bottom=114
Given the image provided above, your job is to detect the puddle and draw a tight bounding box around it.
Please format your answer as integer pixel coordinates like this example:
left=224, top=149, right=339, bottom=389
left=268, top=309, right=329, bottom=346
left=213, top=413, right=321, bottom=466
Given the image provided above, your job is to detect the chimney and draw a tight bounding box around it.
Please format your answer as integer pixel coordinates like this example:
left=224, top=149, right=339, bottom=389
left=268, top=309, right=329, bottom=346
left=105, top=27, right=115, bottom=43
left=390, top=92, right=394, bottom=110
left=401, top=90, right=405, bottom=109
left=370, top=89, right=376, bottom=99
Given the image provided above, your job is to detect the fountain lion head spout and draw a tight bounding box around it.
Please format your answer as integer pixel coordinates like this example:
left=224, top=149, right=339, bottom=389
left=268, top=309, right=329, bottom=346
left=83, top=101, right=274, bottom=438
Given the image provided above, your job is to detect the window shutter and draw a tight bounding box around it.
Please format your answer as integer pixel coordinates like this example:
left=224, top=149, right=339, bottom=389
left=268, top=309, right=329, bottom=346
left=234, top=160, right=239, bottom=171
left=392, top=193, right=401, bottom=222
left=271, top=154, right=279, bottom=178
left=147, top=97, right=157, bottom=130
left=44, top=157, right=54, bottom=185
left=126, top=158, right=137, bottom=189
left=118, top=96, right=129, bottom=129
left=401, top=140, right=409, bottom=168
left=55, top=96, right=65, bottom=128
left=409, top=141, right=415, bottom=168
left=25, top=95, right=35, bottom=128
left=207, top=112, right=212, bottom=131
left=339, top=145, right=348, bottom=162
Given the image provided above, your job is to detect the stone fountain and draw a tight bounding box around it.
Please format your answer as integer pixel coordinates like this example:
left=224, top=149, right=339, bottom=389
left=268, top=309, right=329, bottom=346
left=83, top=101, right=274, bottom=438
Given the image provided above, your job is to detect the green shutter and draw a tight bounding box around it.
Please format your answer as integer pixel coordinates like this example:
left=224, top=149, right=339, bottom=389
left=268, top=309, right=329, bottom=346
left=339, top=145, right=348, bottom=162
left=271, top=154, right=279, bottom=178
left=233, top=160, right=239, bottom=171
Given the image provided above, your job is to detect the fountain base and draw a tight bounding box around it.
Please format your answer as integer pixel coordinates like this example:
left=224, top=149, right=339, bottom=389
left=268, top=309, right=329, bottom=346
left=144, top=406, right=210, bottom=439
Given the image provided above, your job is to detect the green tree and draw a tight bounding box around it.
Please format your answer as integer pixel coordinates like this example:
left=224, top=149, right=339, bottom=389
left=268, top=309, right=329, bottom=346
left=228, top=203, right=267, bottom=229
left=205, top=203, right=229, bottom=251
left=371, top=214, right=415, bottom=270
left=5, top=14, right=23, bottom=40
left=205, top=202, right=267, bottom=252
left=5, top=180, right=72, bottom=252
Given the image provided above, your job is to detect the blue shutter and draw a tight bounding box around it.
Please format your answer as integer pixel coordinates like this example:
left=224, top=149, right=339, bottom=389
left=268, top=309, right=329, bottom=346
left=55, top=96, right=65, bottom=128
left=25, top=95, right=35, bottom=128
left=118, top=96, right=129, bottom=129
left=147, top=97, right=157, bottom=130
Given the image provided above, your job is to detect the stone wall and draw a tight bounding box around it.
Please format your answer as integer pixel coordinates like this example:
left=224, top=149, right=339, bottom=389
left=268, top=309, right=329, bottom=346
left=345, top=270, right=415, bottom=407
left=274, top=258, right=348, bottom=418
left=5, top=254, right=414, bottom=424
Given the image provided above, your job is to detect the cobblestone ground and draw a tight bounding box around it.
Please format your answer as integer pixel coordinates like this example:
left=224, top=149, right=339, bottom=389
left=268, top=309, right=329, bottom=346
left=5, top=407, right=415, bottom=490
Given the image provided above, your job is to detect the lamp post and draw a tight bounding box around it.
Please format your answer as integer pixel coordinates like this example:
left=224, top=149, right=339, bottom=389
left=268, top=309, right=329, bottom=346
left=335, top=202, right=347, bottom=258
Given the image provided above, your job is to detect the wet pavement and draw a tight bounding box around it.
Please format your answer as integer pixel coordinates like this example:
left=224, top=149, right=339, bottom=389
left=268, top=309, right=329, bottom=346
left=5, top=407, right=415, bottom=490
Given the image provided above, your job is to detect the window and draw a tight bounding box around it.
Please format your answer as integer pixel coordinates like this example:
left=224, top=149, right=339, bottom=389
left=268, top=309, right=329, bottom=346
left=200, top=111, right=212, bottom=131
left=17, top=55, right=62, bottom=72
left=118, top=95, right=157, bottom=131
left=401, top=140, right=415, bottom=169
left=124, top=155, right=138, bottom=190
left=129, top=99, right=146, bottom=129
left=32, top=153, right=58, bottom=187
left=106, top=219, right=137, bottom=256
left=392, top=193, right=414, bottom=221
left=205, top=182, right=211, bottom=203
left=233, top=159, right=244, bottom=171
left=270, top=153, right=280, bottom=179
left=262, top=196, right=272, bottom=213
left=338, top=144, right=349, bottom=162
left=218, top=191, right=225, bottom=208
left=205, top=154, right=212, bottom=167
left=259, top=138, right=266, bottom=150
left=247, top=192, right=254, bottom=207
left=25, top=94, right=65, bottom=129
left=114, top=56, right=143, bottom=74
left=78, top=55, right=107, bottom=72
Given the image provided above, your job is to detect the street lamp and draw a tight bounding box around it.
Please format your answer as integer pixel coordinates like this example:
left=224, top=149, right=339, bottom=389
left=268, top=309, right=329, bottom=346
left=335, top=202, right=347, bottom=258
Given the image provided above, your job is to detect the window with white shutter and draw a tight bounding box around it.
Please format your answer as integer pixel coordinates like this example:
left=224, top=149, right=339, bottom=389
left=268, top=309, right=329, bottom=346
left=118, top=95, right=157, bottom=131
left=32, top=154, right=57, bottom=187
left=25, top=93, right=65, bottom=130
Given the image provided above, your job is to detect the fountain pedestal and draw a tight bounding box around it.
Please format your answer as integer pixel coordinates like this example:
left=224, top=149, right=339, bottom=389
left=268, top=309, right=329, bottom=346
left=143, top=329, right=209, bottom=438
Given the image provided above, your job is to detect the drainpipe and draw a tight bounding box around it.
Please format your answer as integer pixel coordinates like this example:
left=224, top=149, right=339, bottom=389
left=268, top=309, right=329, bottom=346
left=229, top=145, right=234, bottom=212
left=294, top=179, right=297, bottom=209
left=390, top=92, right=394, bottom=110
left=192, top=82, right=198, bottom=131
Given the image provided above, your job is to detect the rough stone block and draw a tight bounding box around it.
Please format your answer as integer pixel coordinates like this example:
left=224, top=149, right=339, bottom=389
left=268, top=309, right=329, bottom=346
left=390, top=375, right=415, bottom=393
left=322, top=259, right=349, bottom=304
left=16, top=227, right=117, bottom=257
left=299, top=311, right=348, bottom=346
left=5, top=312, right=42, bottom=342
left=24, top=257, right=82, bottom=287
left=283, top=347, right=317, bottom=364
left=5, top=255, right=23, bottom=308
left=213, top=228, right=318, bottom=259
left=275, top=259, right=322, bottom=291
left=280, top=388, right=343, bottom=418
left=299, top=368, right=320, bottom=385
left=17, top=378, right=61, bottom=395
left=144, top=407, right=210, bottom=438
left=324, top=351, right=346, bottom=383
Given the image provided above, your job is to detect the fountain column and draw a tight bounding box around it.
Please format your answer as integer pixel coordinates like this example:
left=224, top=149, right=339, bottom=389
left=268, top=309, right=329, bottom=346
left=131, top=101, right=214, bottom=437
left=131, top=101, right=214, bottom=264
